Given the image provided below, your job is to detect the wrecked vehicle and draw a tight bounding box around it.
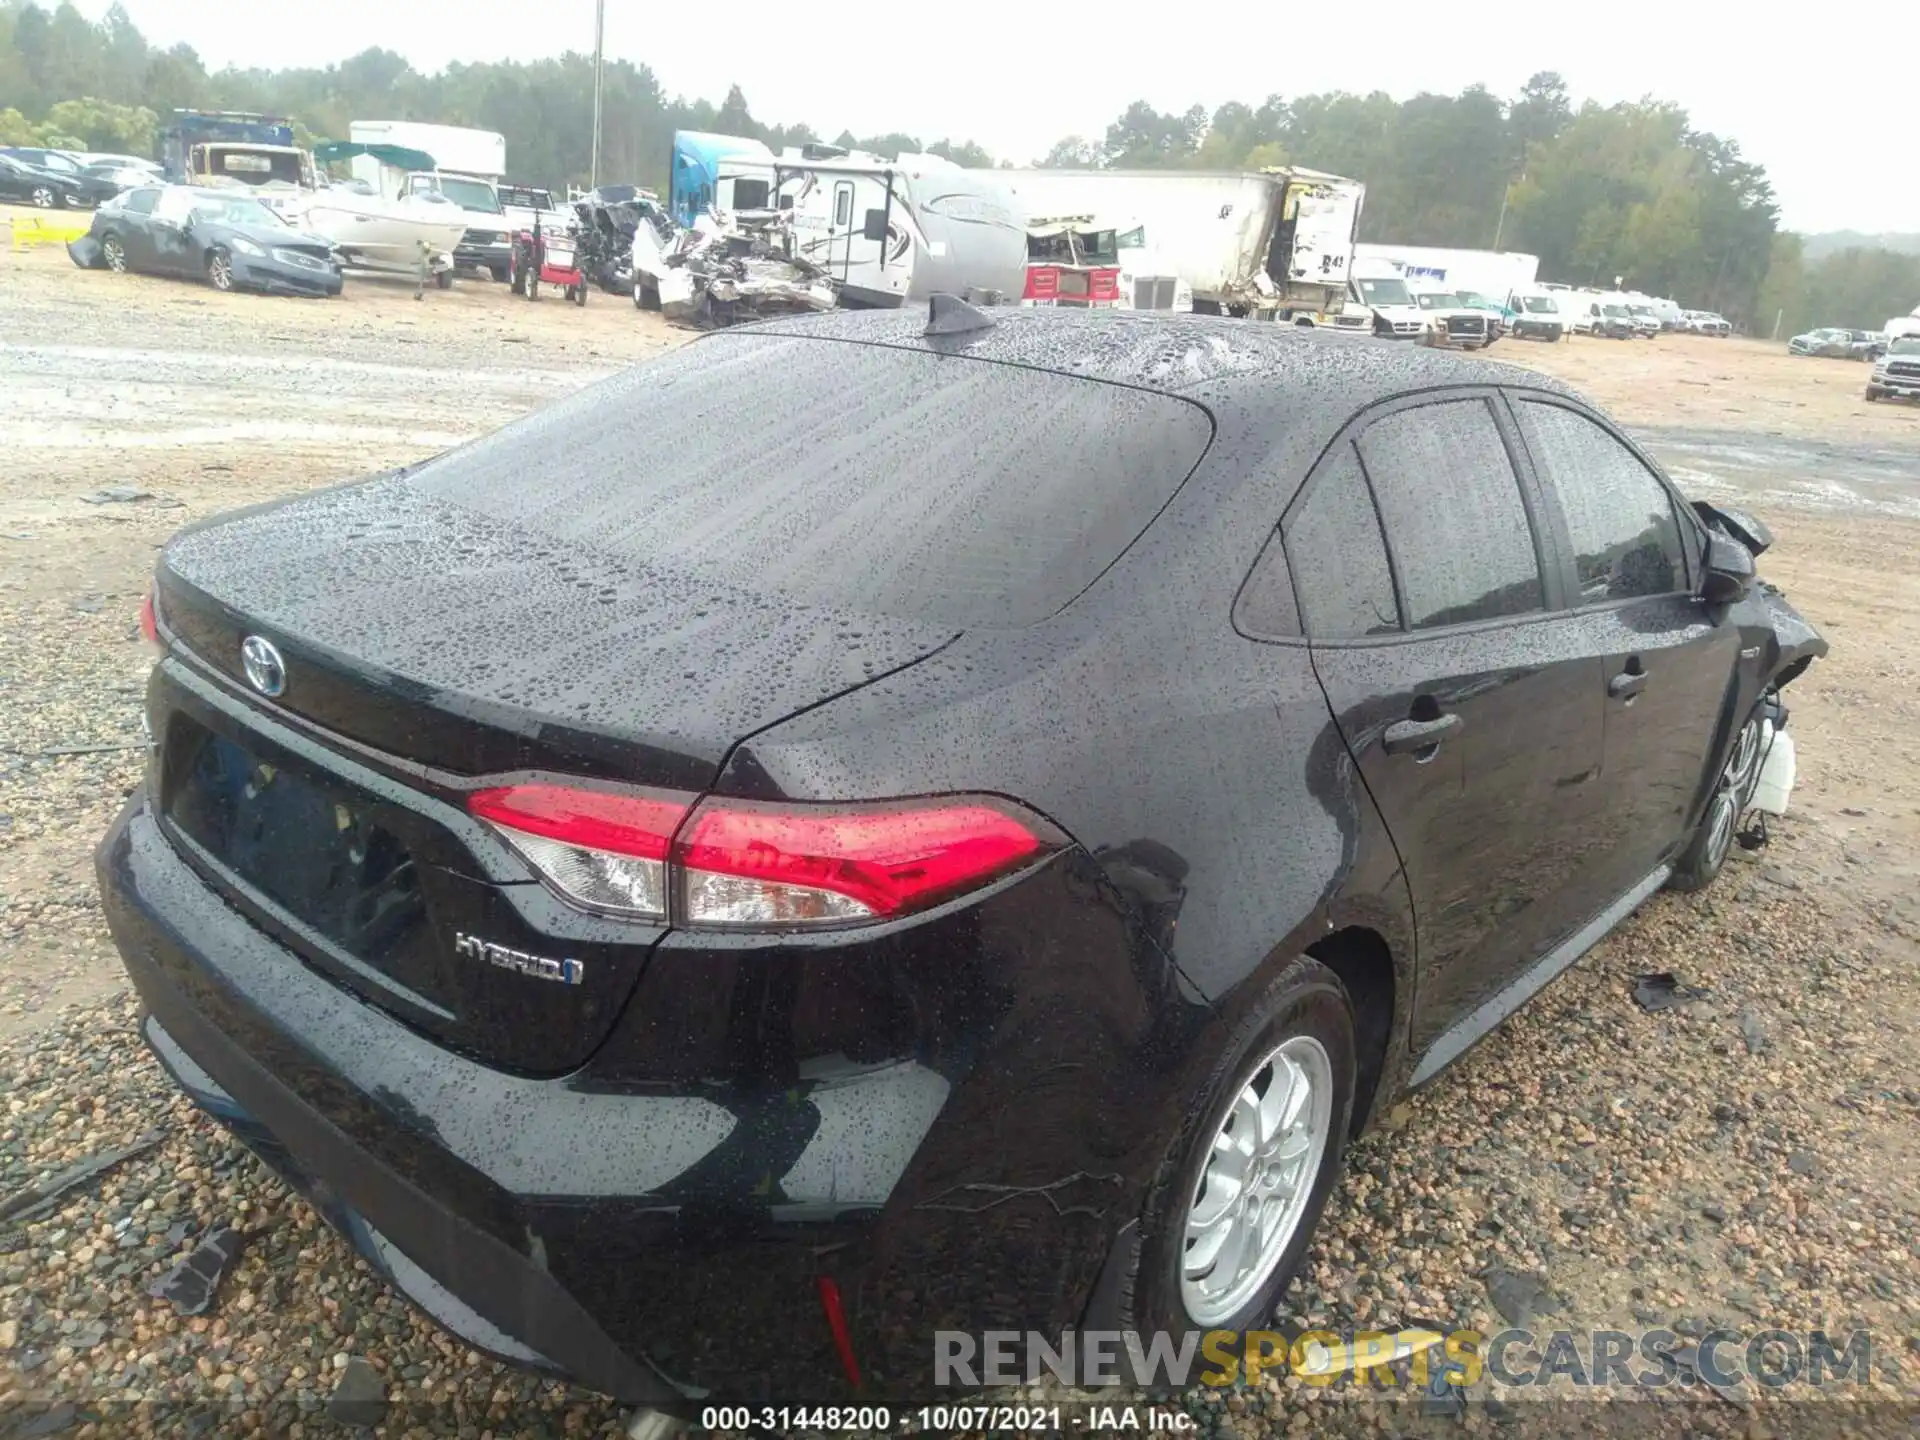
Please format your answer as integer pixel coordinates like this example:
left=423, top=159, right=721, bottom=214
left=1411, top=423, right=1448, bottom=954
left=100, top=305, right=1823, bottom=1420
left=570, top=188, right=655, bottom=294
left=630, top=206, right=834, bottom=327
left=70, top=184, right=342, bottom=297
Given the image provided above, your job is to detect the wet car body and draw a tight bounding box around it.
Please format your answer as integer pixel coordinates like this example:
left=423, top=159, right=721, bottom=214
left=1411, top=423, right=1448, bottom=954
left=73, top=185, right=342, bottom=297
left=99, top=309, right=1824, bottom=1406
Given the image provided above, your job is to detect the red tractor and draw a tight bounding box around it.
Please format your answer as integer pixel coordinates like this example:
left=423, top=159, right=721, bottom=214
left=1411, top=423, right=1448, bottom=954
left=508, top=216, right=586, bottom=304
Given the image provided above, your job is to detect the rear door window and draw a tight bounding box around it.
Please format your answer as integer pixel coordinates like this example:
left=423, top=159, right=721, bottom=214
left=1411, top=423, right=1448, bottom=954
left=1357, top=399, right=1544, bottom=629
left=409, top=334, right=1213, bottom=628
left=1514, top=400, right=1689, bottom=602
left=1281, top=444, right=1400, bottom=638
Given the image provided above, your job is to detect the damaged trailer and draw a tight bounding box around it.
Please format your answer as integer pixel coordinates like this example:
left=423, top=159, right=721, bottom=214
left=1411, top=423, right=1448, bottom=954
left=998, top=166, right=1364, bottom=323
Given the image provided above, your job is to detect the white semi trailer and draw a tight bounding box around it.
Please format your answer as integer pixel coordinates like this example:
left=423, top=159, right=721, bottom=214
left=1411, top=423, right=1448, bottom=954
left=996, top=167, right=1364, bottom=323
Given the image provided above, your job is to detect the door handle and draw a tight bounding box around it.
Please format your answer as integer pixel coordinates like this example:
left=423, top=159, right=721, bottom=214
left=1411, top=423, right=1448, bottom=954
left=1609, top=669, right=1648, bottom=700
left=1383, top=712, right=1462, bottom=756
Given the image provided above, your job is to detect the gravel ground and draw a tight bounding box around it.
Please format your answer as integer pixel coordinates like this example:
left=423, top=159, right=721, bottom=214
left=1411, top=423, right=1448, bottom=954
left=3, top=230, right=1919, bottom=1437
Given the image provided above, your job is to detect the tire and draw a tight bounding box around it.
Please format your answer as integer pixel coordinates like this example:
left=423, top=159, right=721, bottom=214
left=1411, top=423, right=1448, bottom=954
left=522, top=256, right=540, bottom=301
left=31, top=184, right=57, bottom=209
left=1865, top=387, right=1881, bottom=402
left=1669, top=713, right=1767, bottom=892
left=435, top=268, right=453, bottom=290
left=205, top=247, right=235, bottom=293
left=1125, top=956, right=1356, bottom=1337
left=101, top=233, right=126, bottom=273
left=490, top=264, right=510, bottom=284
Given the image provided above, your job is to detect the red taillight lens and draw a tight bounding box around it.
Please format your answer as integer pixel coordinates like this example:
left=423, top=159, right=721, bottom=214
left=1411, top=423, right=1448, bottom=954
left=139, top=588, right=162, bottom=653
left=469, top=783, right=686, bottom=919
left=675, top=796, right=1050, bottom=925
left=1089, top=267, right=1121, bottom=302
left=466, top=784, right=1056, bottom=928
left=1024, top=265, right=1060, bottom=301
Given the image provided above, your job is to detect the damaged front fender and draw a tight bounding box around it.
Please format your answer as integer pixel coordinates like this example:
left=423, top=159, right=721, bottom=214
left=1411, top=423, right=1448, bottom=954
left=1753, top=581, right=1828, bottom=691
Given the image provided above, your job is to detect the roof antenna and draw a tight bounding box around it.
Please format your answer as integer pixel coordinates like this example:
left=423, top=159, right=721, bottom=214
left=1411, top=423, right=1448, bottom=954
left=924, top=292, right=996, bottom=337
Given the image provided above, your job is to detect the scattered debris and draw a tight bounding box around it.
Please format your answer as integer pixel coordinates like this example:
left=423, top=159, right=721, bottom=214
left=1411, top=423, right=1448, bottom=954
left=1631, top=971, right=1708, bottom=1012
left=1736, top=1004, right=1768, bottom=1054
left=76, top=485, right=152, bottom=505
left=0, top=1128, right=164, bottom=1228
left=327, top=1356, right=388, bottom=1427
left=146, top=1224, right=248, bottom=1316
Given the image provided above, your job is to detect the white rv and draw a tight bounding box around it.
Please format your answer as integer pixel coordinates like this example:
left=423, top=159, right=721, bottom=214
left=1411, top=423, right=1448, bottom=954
left=775, top=151, right=1027, bottom=308
left=998, top=167, right=1364, bottom=323
left=348, top=121, right=513, bottom=279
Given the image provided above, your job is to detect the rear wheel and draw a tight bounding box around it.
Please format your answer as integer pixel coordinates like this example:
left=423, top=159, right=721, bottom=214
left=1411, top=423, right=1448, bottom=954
left=1126, top=957, right=1355, bottom=1335
left=1865, top=386, right=1882, bottom=401
left=205, top=247, right=235, bottom=292
left=1670, top=713, right=1766, bottom=892
left=101, top=234, right=126, bottom=273
left=31, top=184, right=57, bottom=209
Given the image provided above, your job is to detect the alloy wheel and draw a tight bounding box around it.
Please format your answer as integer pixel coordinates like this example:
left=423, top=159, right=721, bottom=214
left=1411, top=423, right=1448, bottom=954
left=1703, top=718, right=1765, bottom=870
left=1180, top=1034, right=1333, bottom=1325
left=102, top=236, right=126, bottom=273
left=208, top=251, right=234, bottom=292
left=31, top=185, right=55, bottom=208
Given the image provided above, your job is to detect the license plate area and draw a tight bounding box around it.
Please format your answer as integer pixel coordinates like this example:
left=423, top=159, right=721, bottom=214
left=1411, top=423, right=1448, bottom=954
left=163, top=719, right=432, bottom=977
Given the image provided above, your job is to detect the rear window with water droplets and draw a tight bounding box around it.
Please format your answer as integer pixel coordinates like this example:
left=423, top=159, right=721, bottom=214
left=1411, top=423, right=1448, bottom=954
left=409, top=333, right=1213, bottom=628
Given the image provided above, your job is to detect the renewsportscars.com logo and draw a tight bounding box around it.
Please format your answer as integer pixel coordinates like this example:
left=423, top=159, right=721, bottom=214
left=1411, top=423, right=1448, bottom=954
left=934, top=1326, right=1877, bottom=1392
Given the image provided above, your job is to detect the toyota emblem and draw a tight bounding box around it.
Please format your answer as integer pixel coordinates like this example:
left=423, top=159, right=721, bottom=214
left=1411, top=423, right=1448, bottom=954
left=240, top=635, right=287, bottom=698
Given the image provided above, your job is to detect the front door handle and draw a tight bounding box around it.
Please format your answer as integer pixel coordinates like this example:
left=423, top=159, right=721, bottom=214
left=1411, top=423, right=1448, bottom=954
left=1383, top=712, right=1462, bottom=756
left=1609, top=669, right=1648, bottom=700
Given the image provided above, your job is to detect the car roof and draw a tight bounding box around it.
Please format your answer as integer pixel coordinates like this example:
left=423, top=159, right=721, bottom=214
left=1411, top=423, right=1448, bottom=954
left=741, top=307, right=1586, bottom=439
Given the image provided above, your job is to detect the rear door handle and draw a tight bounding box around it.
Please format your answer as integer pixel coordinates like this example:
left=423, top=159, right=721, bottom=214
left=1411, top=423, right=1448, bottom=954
left=1383, top=712, right=1462, bottom=756
left=1609, top=670, right=1648, bottom=700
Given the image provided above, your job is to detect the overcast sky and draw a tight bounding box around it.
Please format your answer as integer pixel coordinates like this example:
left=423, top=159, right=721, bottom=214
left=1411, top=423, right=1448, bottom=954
left=86, top=0, right=1909, bottom=234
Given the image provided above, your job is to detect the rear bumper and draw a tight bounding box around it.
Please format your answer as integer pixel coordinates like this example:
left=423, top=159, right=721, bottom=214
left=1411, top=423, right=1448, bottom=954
left=99, top=788, right=1172, bottom=1400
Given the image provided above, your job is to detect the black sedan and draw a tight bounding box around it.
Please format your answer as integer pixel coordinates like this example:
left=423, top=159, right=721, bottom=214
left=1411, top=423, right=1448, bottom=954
left=70, top=185, right=341, bottom=297
left=0, top=152, right=116, bottom=208
left=98, top=305, right=1824, bottom=1413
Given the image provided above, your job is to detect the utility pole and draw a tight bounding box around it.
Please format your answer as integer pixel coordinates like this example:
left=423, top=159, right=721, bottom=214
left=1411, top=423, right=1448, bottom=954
left=1492, top=180, right=1511, bottom=251
left=589, top=0, right=606, bottom=189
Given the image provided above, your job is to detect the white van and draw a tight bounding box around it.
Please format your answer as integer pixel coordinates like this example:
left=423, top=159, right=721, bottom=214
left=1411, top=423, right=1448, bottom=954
left=1333, top=257, right=1426, bottom=338
left=1506, top=288, right=1566, bottom=342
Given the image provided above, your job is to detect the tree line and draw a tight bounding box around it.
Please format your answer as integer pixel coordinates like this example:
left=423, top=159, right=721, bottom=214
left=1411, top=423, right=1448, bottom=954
left=3, top=0, right=1914, bottom=333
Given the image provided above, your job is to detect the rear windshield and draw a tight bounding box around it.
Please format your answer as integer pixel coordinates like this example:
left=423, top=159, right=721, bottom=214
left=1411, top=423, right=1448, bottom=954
left=408, top=334, right=1213, bottom=628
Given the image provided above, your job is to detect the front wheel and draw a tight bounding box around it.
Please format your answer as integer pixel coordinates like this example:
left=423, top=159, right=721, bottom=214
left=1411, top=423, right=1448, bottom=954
left=1669, top=713, right=1767, bottom=892
left=31, top=184, right=58, bottom=209
left=205, top=247, right=235, bottom=292
left=1865, top=386, right=1881, bottom=402
left=1127, top=956, right=1355, bottom=1335
left=101, top=234, right=127, bottom=273
left=435, top=268, right=453, bottom=290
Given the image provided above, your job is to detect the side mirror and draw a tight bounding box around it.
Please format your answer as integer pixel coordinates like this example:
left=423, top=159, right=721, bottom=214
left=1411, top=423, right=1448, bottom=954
left=1700, top=530, right=1754, bottom=605
left=861, top=208, right=888, bottom=243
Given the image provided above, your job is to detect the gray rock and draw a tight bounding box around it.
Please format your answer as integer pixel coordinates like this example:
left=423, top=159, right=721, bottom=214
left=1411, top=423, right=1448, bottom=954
left=1737, top=1005, right=1768, bottom=1054
left=1483, top=1265, right=1559, bottom=1326
left=1787, top=1150, right=1820, bottom=1177
left=326, top=1355, right=387, bottom=1428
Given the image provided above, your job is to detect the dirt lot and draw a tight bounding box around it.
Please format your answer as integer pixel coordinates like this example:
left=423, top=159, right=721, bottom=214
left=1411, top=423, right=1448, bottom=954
left=1, top=211, right=1917, bottom=1434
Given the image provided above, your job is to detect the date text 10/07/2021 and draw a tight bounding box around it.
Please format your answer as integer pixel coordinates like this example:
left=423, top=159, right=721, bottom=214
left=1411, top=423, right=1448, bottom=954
left=698, top=1407, right=1195, bottom=1432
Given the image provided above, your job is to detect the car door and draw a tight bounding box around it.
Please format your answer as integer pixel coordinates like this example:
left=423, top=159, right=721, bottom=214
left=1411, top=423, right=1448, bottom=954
left=0, top=158, right=27, bottom=203
left=111, top=189, right=162, bottom=270
left=1293, top=393, right=1609, bottom=1077
left=1507, top=392, right=1740, bottom=899
left=148, top=189, right=199, bottom=275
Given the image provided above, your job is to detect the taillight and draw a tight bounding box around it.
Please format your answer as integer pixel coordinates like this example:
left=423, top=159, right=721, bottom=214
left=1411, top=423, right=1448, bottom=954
left=676, top=796, right=1049, bottom=925
left=139, top=587, right=162, bottom=654
left=467, top=784, right=1058, bottom=928
left=1023, top=265, right=1060, bottom=301
left=469, top=783, right=682, bottom=919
